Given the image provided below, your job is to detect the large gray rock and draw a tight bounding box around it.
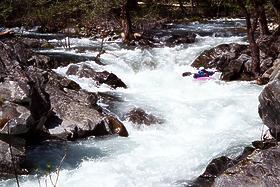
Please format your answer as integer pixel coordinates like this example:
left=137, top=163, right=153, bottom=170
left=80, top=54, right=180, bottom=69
left=257, top=30, right=280, bottom=59
left=191, top=43, right=257, bottom=81
left=191, top=43, right=248, bottom=69
left=0, top=38, right=129, bottom=177
left=269, top=59, right=280, bottom=81
left=214, top=145, right=280, bottom=187
left=44, top=69, right=128, bottom=139
left=258, top=58, right=280, bottom=85
left=259, top=80, right=280, bottom=139
left=0, top=140, right=27, bottom=178
left=190, top=146, right=255, bottom=187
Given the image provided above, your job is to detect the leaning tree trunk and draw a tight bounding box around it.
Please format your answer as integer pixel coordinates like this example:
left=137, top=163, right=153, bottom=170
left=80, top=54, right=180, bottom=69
left=121, top=0, right=134, bottom=43
left=237, top=0, right=261, bottom=77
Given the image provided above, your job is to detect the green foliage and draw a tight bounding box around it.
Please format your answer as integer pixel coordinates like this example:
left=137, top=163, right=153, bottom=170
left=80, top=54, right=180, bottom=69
left=0, top=0, right=118, bottom=31
left=0, top=0, right=277, bottom=33
left=0, top=0, right=13, bottom=23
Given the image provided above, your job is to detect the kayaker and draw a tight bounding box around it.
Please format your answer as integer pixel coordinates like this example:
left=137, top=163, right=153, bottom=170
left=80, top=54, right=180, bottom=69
left=193, top=67, right=215, bottom=78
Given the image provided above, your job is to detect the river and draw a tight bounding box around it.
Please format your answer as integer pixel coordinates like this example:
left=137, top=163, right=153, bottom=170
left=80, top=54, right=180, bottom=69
left=2, top=18, right=264, bottom=187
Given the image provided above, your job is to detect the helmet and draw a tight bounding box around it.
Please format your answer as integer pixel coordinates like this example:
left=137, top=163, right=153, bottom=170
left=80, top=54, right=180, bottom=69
left=199, top=67, right=204, bottom=71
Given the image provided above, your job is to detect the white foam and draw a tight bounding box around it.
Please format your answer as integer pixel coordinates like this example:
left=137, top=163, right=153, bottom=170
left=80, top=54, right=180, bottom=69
left=2, top=26, right=264, bottom=187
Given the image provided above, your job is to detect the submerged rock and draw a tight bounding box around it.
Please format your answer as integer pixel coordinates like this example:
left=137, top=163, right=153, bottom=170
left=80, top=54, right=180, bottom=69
left=124, top=108, right=163, bottom=126
left=165, top=32, right=196, bottom=46
left=182, top=72, right=192, bottom=77
left=66, top=64, right=127, bottom=89
left=105, top=116, right=129, bottom=137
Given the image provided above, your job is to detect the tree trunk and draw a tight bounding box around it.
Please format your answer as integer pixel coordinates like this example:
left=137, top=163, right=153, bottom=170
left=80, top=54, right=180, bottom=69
left=127, top=0, right=138, bottom=10
left=121, top=0, right=134, bottom=43
left=270, top=0, right=280, bottom=24
left=259, top=6, right=270, bottom=35
left=178, top=0, right=188, bottom=15
left=237, top=0, right=261, bottom=77
left=255, top=0, right=270, bottom=35
left=190, top=0, right=194, bottom=13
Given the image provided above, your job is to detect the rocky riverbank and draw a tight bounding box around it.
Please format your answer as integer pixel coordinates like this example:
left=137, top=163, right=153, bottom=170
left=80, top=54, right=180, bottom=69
left=189, top=28, right=280, bottom=186
left=0, top=20, right=279, bottom=186
left=190, top=28, right=280, bottom=83
left=0, top=36, right=130, bottom=177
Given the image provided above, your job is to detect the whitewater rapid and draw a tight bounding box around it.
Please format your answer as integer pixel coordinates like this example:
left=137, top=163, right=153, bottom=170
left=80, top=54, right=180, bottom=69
left=2, top=20, right=264, bottom=187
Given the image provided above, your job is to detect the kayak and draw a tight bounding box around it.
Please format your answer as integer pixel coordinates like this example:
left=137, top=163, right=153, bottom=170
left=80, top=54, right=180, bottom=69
left=194, top=77, right=214, bottom=81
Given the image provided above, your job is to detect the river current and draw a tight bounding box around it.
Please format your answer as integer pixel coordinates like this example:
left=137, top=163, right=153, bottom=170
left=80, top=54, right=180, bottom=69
left=2, top=19, right=264, bottom=187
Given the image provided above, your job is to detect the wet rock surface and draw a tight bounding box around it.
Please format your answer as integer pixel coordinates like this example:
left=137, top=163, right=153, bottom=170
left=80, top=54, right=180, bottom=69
left=191, top=43, right=249, bottom=69
left=191, top=33, right=279, bottom=81
left=259, top=80, right=280, bottom=139
left=191, top=69, right=280, bottom=187
left=191, top=43, right=253, bottom=81
left=165, top=32, right=196, bottom=46
left=0, top=37, right=129, bottom=177
left=189, top=146, right=255, bottom=187
left=66, top=64, right=127, bottom=89
left=124, top=108, right=163, bottom=126
left=37, top=51, right=97, bottom=69
left=0, top=140, right=27, bottom=178
left=214, top=144, right=280, bottom=187
left=257, top=29, right=280, bottom=59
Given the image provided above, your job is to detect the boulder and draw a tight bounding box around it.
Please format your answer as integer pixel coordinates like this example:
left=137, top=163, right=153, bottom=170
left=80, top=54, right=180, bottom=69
left=0, top=140, right=27, bottom=178
left=191, top=156, right=233, bottom=187
left=124, top=108, right=163, bottom=126
left=66, top=64, right=127, bottom=89
left=165, top=32, right=196, bottom=46
left=0, top=38, right=130, bottom=178
left=257, top=30, right=280, bottom=59
left=47, top=71, right=81, bottom=91
left=191, top=43, right=248, bottom=69
left=45, top=73, right=128, bottom=139
left=257, top=58, right=280, bottom=85
left=182, top=72, right=192, bottom=77
left=260, top=57, right=274, bottom=74
left=214, top=144, right=280, bottom=187
left=269, top=58, right=280, bottom=81
left=258, top=80, right=280, bottom=139
left=190, top=146, right=255, bottom=187
left=37, top=51, right=96, bottom=69
left=20, top=37, right=54, bottom=49
left=105, top=116, right=129, bottom=137
left=219, top=54, right=255, bottom=81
